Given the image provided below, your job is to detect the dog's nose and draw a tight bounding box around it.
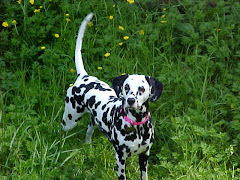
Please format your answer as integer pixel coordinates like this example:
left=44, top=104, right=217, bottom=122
left=127, top=98, right=135, bottom=106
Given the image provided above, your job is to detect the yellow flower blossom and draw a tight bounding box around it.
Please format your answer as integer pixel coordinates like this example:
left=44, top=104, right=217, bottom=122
left=104, top=52, right=110, bottom=57
left=161, top=15, right=166, bottom=18
left=34, top=9, right=40, bottom=13
left=122, top=73, right=126, bottom=75
left=113, top=5, right=116, bottom=8
left=39, top=6, right=43, bottom=8
left=97, top=67, right=103, bottom=70
left=66, top=18, right=71, bottom=22
left=163, top=8, right=166, bottom=11
left=12, top=20, right=17, bottom=25
left=139, top=30, right=144, bottom=35
left=127, top=0, right=134, bottom=4
left=69, top=69, right=75, bottom=73
left=29, top=0, right=34, bottom=5
left=54, top=34, right=60, bottom=38
left=118, top=26, right=124, bottom=30
left=69, top=83, right=73, bottom=87
left=161, top=20, right=167, bottom=24
left=123, top=36, right=129, bottom=40
left=88, top=21, right=93, bottom=27
left=65, top=13, right=70, bottom=17
left=41, top=46, right=46, bottom=50
left=17, top=0, right=21, bottom=4
left=109, top=15, right=113, bottom=20
left=230, top=105, right=234, bottom=109
left=118, top=42, right=123, bottom=46
left=2, top=22, right=8, bottom=27
left=217, top=28, right=221, bottom=32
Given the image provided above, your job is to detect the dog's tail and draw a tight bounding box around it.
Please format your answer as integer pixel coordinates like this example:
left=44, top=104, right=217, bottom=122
left=75, top=13, right=94, bottom=76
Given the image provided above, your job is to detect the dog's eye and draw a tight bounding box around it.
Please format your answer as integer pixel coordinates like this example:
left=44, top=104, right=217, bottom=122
left=125, top=84, right=130, bottom=91
left=138, top=86, right=145, bottom=93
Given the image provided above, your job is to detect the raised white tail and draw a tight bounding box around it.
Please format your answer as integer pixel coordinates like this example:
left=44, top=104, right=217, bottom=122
left=75, top=13, right=94, bottom=76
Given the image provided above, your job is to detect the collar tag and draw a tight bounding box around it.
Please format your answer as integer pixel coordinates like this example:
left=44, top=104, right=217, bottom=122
left=126, top=126, right=135, bottom=133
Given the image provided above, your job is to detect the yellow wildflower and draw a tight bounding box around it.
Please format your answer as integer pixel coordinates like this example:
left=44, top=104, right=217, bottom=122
left=119, top=42, right=123, bottom=46
left=161, top=15, right=166, bottom=18
left=29, top=0, right=34, bottom=5
left=88, top=21, right=93, bottom=27
left=230, top=105, right=234, bottom=109
left=34, top=9, right=40, bottom=13
left=161, top=20, right=167, bottom=24
left=54, top=34, right=60, bottom=38
left=113, top=5, right=116, bottom=8
left=139, top=30, right=144, bottom=35
left=69, top=69, right=75, bottom=73
left=122, top=73, right=126, bottom=75
left=104, top=52, right=110, bottom=57
left=2, top=22, right=8, bottom=27
left=109, top=15, right=113, bottom=20
left=69, top=83, right=73, bottom=87
left=39, top=6, right=43, bottom=8
left=41, top=46, right=46, bottom=50
left=66, top=13, right=70, bottom=17
left=66, top=18, right=71, bottom=22
left=118, top=26, right=124, bottom=30
left=97, top=67, right=103, bottom=70
left=123, top=36, right=129, bottom=40
left=163, top=8, right=166, bottom=11
left=127, top=0, right=134, bottom=4
left=12, top=20, right=17, bottom=25
left=17, top=0, right=21, bottom=4
left=217, top=28, right=221, bottom=32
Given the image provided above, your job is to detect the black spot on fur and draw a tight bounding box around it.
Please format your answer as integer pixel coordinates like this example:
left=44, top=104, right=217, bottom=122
left=95, top=101, right=101, bottom=109
left=75, top=117, right=82, bottom=122
left=77, top=106, right=85, bottom=113
left=62, top=120, right=66, bottom=126
left=102, top=104, right=107, bottom=110
left=70, top=97, right=75, bottom=109
left=119, top=175, right=125, bottom=180
left=74, top=94, right=84, bottom=105
left=68, top=114, right=72, bottom=120
left=92, top=109, right=97, bottom=117
left=87, top=96, right=96, bottom=108
left=82, top=75, right=89, bottom=79
left=65, top=96, right=69, bottom=103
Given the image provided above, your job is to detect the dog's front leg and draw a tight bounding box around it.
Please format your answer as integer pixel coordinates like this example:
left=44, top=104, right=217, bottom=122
left=139, top=153, right=149, bottom=180
left=115, top=153, right=126, bottom=180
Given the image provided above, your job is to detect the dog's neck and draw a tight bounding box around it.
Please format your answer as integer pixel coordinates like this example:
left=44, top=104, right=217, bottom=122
left=122, top=101, right=149, bottom=123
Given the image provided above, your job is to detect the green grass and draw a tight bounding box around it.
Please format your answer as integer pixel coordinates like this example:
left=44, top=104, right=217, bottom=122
left=1, top=0, right=240, bottom=179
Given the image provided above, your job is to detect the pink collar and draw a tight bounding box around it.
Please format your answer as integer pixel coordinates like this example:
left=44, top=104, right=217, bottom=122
left=120, top=107, right=150, bottom=125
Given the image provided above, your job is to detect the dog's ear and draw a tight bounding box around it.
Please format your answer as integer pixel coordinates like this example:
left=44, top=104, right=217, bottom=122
left=145, top=76, right=163, bottom=102
left=112, top=74, right=129, bottom=97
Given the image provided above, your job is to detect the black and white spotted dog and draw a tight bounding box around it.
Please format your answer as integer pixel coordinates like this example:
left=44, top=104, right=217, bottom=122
left=62, top=13, right=163, bottom=180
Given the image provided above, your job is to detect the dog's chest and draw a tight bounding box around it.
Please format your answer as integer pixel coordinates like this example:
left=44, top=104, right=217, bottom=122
left=112, top=120, right=154, bottom=156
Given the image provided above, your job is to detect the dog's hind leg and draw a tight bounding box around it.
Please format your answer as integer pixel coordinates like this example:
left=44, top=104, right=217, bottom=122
left=85, top=117, right=97, bottom=144
left=62, top=87, right=86, bottom=131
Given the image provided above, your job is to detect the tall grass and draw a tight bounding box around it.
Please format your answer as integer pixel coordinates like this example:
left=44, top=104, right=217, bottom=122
left=1, top=0, right=240, bottom=179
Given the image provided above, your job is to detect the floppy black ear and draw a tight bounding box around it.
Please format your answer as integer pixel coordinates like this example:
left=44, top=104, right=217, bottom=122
left=112, top=74, right=129, bottom=97
left=145, top=76, right=163, bottom=102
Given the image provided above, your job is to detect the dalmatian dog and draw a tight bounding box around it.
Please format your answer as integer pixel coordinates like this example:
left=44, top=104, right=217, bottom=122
left=61, top=13, right=163, bottom=180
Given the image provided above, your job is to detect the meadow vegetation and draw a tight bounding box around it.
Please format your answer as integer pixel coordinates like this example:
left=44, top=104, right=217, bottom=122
left=1, top=0, right=240, bottom=179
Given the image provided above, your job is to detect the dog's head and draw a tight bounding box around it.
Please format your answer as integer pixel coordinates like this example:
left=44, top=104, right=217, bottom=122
left=112, top=74, right=163, bottom=110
